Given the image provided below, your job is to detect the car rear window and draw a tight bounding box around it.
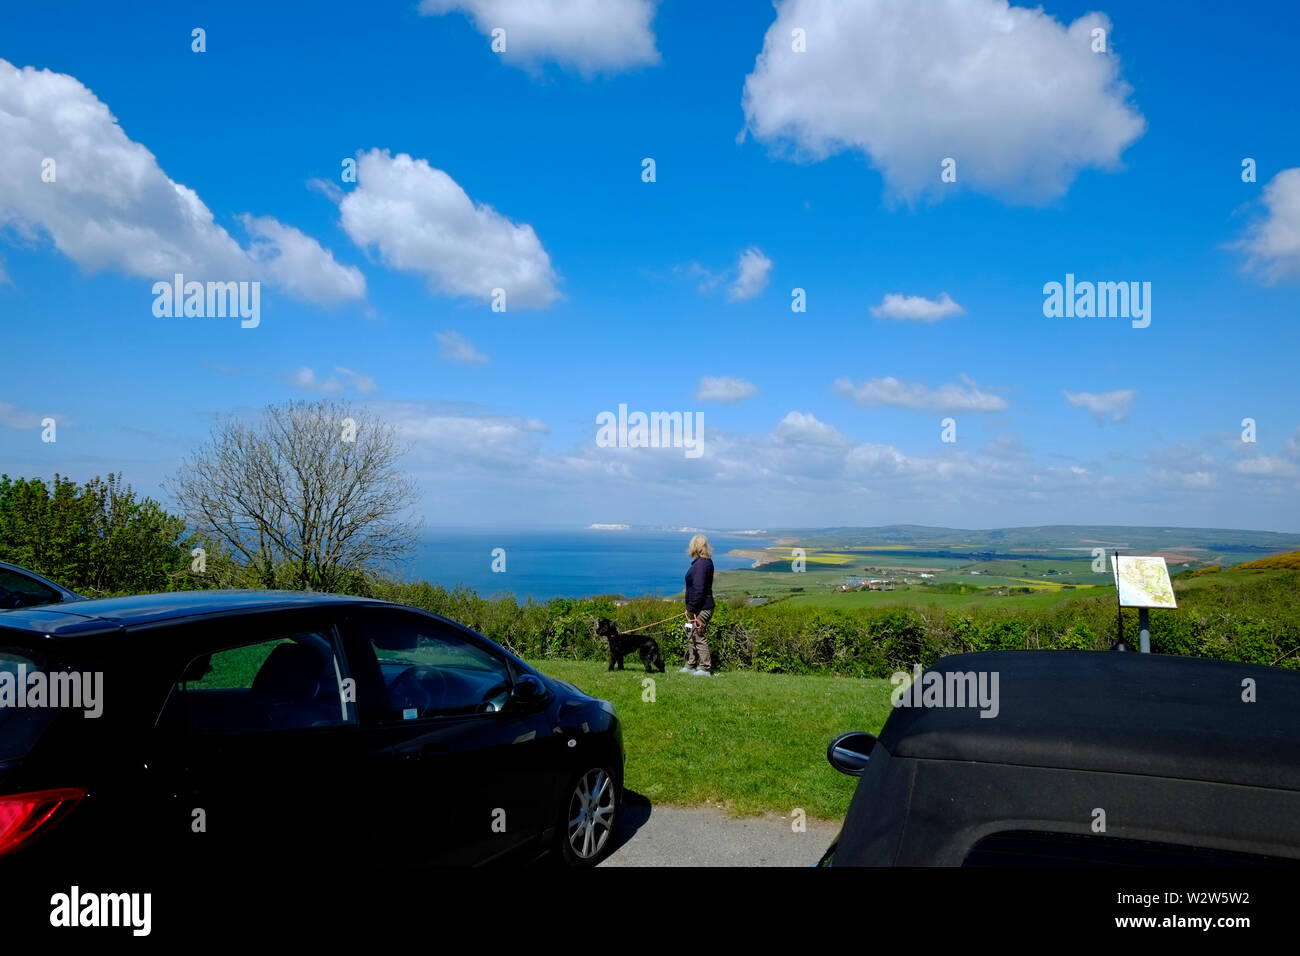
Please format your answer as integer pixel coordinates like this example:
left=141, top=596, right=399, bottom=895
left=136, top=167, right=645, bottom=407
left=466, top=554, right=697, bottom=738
left=0, top=645, right=59, bottom=761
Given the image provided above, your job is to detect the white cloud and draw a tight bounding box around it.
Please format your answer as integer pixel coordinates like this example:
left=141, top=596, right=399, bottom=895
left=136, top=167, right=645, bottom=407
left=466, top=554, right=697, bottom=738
left=240, top=215, right=366, bottom=305
left=0, top=401, right=58, bottom=429
left=833, top=376, right=1008, bottom=412
left=379, top=400, right=549, bottom=466
left=1235, top=456, right=1299, bottom=477
left=1064, top=389, right=1136, bottom=423
left=335, top=366, right=379, bottom=394
left=1236, top=168, right=1300, bottom=282
left=676, top=262, right=724, bottom=294
left=871, top=292, right=963, bottom=321
left=292, top=366, right=341, bottom=394
left=338, top=150, right=558, bottom=309
left=773, top=411, right=850, bottom=447
left=728, top=247, right=772, bottom=301
left=696, top=376, right=757, bottom=403
left=291, top=365, right=378, bottom=395
left=419, top=0, right=660, bottom=75
left=0, top=60, right=364, bottom=304
left=679, top=248, right=771, bottom=302
left=437, top=330, right=490, bottom=365
left=741, top=0, right=1146, bottom=203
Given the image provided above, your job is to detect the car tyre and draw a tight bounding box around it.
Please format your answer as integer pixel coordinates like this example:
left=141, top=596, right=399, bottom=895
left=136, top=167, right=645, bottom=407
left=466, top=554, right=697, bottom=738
left=557, top=764, right=619, bottom=867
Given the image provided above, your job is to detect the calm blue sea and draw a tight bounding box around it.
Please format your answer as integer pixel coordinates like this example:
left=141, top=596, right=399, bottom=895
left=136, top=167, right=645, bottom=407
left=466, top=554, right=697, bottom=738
left=400, top=529, right=772, bottom=601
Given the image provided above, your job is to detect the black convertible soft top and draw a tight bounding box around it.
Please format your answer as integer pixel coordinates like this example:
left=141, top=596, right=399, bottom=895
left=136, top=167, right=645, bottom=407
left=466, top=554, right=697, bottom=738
left=880, top=650, right=1300, bottom=792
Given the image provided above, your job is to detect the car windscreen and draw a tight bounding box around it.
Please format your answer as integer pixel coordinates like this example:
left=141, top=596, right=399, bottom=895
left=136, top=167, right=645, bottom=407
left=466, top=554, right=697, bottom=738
left=0, top=644, right=59, bottom=761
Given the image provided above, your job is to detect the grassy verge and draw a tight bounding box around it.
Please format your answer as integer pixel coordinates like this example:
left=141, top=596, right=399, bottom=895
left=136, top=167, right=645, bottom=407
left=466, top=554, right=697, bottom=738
left=527, top=659, right=894, bottom=821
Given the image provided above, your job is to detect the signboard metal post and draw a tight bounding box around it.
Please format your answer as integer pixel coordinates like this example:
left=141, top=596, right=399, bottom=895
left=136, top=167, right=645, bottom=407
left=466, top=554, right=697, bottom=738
left=1110, top=554, right=1176, bottom=655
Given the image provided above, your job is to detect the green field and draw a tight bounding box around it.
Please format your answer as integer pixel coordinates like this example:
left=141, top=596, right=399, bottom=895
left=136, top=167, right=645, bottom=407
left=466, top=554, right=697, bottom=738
left=528, top=659, right=893, bottom=820
left=703, top=527, right=1284, bottom=613
left=782, top=586, right=1107, bottom=611
left=715, top=551, right=1115, bottom=612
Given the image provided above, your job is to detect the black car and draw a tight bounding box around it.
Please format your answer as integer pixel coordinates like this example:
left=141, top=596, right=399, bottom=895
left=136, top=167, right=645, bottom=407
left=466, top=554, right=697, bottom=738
left=821, top=650, right=1300, bottom=865
left=0, top=590, right=623, bottom=869
left=0, top=562, right=85, bottom=611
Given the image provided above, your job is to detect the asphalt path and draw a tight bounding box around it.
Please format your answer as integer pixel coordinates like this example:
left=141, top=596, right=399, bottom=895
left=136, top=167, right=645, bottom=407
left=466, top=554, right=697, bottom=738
left=597, top=792, right=839, bottom=867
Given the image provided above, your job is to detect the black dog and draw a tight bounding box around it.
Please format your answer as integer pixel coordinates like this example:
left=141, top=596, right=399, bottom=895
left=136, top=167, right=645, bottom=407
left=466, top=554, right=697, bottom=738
left=597, top=618, right=665, bottom=673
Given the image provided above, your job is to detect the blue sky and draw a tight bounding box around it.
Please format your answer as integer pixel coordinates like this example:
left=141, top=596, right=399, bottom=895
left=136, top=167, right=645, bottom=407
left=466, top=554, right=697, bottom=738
left=2, top=0, right=1299, bottom=532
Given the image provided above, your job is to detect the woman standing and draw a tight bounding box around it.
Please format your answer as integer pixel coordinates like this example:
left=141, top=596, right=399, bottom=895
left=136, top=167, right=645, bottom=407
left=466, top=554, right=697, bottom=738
left=682, top=534, right=715, bottom=676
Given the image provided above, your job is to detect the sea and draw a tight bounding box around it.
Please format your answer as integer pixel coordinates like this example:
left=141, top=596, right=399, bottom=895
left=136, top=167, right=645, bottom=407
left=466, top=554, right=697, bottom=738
left=401, top=528, right=773, bottom=601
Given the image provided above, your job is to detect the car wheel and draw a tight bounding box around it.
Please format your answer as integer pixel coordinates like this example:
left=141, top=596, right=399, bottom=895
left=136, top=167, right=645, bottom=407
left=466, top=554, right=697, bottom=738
left=558, top=765, right=619, bottom=866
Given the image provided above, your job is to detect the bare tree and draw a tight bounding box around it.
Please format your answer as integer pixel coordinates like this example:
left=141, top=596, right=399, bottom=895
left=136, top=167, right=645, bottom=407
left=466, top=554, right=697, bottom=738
left=169, top=400, right=420, bottom=591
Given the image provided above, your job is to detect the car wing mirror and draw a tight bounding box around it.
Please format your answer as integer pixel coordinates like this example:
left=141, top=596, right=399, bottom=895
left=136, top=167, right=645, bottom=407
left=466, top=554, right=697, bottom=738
left=827, top=731, right=876, bottom=776
left=510, top=674, right=547, bottom=706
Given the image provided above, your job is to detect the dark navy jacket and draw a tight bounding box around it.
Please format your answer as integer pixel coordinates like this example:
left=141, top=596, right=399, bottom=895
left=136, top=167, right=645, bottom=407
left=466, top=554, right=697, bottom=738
left=685, top=557, right=715, bottom=614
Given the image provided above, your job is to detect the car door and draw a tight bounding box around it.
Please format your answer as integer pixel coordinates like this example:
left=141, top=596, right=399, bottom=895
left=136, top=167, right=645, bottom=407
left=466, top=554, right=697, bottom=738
left=340, top=607, right=558, bottom=865
left=147, top=608, right=402, bottom=868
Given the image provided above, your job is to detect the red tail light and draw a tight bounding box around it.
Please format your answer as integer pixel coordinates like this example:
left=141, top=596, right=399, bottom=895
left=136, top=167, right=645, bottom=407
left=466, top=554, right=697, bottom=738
left=0, top=788, right=87, bottom=858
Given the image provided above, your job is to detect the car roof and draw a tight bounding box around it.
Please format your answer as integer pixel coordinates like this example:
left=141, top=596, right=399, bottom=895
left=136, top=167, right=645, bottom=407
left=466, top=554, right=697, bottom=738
left=880, top=650, right=1300, bottom=792
left=0, top=589, right=389, bottom=637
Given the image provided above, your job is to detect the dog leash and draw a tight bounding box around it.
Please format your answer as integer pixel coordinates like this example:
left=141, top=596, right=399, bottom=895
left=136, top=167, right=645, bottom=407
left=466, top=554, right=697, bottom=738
left=619, top=610, right=688, bottom=634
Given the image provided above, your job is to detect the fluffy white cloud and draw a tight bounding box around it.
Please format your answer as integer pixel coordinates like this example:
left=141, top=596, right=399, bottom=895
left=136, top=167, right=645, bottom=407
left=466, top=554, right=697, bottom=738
left=1064, top=389, right=1136, bottom=423
left=338, top=150, right=559, bottom=308
left=1236, top=168, right=1300, bottom=282
left=728, top=247, right=772, bottom=301
left=437, top=330, right=490, bottom=365
left=696, top=376, right=758, bottom=403
left=0, top=60, right=364, bottom=304
left=240, top=216, right=365, bottom=305
left=419, top=0, right=660, bottom=75
left=741, top=0, right=1146, bottom=203
left=871, top=292, right=963, bottom=321
left=833, top=376, right=1008, bottom=412
left=773, top=410, right=851, bottom=447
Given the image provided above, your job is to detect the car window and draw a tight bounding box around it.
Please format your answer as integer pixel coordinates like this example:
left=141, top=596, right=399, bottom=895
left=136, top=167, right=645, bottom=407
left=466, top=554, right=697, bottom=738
left=0, top=646, right=59, bottom=759
left=162, top=630, right=356, bottom=734
left=354, top=613, right=512, bottom=720
left=0, top=569, right=61, bottom=610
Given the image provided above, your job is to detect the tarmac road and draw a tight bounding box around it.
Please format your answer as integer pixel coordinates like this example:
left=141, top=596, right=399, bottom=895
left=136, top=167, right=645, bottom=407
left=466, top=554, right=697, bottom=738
left=598, top=792, right=840, bottom=867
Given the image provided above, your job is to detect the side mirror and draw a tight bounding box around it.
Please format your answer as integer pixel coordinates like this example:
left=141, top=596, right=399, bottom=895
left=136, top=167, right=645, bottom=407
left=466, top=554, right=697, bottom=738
left=827, top=731, right=876, bottom=777
left=511, top=674, right=547, bottom=706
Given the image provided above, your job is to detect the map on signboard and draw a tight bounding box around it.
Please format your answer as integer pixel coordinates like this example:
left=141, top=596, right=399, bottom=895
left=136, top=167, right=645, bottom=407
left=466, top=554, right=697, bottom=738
left=1110, top=555, right=1177, bottom=609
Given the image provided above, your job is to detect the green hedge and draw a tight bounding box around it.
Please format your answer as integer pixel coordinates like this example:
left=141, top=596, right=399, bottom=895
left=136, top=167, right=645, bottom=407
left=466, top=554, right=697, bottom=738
left=355, top=570, right=1300, bottom=675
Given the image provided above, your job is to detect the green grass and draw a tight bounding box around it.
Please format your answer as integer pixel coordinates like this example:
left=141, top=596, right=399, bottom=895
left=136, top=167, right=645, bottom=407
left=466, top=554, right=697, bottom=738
left=526, top=659, right=894, bottom=821
left=1176, top=566, right=1297, bottom=592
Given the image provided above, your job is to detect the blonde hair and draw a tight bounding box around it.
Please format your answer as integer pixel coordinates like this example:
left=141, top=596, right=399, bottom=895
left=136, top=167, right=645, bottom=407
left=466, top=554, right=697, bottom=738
left=688, top=534, right=712, bottom=559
